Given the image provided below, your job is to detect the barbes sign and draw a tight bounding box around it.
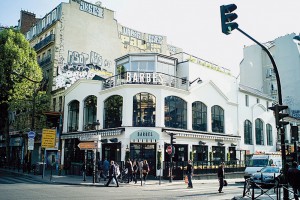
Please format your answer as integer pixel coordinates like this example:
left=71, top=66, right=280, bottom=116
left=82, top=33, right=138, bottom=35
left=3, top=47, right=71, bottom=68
left=130, top=129, right=160, bottom=141
left=126, top=72, right=163, bottom=84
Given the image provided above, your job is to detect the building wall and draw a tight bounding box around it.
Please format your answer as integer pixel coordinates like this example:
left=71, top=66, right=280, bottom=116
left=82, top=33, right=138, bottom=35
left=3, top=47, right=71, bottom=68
left=240, top=33, right=300, bottom=119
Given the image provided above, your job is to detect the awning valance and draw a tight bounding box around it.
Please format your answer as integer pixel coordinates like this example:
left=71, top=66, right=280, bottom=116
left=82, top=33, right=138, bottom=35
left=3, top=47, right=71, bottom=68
left=61, top=128, right=124, bottom=139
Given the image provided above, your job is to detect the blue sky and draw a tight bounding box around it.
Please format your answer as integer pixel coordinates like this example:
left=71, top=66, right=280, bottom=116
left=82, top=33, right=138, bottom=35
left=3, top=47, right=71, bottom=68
left=1, top=0, right=299, bottom=76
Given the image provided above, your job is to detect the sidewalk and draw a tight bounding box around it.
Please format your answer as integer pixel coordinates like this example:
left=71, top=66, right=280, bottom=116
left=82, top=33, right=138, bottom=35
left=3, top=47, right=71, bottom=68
left=1, top=167, right=245, bottom=187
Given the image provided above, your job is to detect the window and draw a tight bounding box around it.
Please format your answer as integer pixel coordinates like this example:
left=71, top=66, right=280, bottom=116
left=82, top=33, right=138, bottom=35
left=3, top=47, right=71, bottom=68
left=267, top=101, right=269, bottom=111
left=257, top=98, right=260, bottom=104
left=133, top=93, right=156, bottom=127
left=83, top=95, right=97, bottom=131
left=59, top=96, right=62, bottom=112
left=104, top=95, right=123, bottom=128
left=52, top=9, right=57, bottom=21
left=244, top=120, right=252, bottom=144
left=255, top=119, right=264, bottom=145
left=211, top=105, right=224, bottom=133
left=192, top=101, right=207, bottom=131
left=68, top=100, right=79, bottom=132
left=52, top=98, right=56, bottom=111
left=245, top=95, right=249, bottom=107
left=165, top=96, right=187, bottom=129
left=266, top=124, right=273, bottom=146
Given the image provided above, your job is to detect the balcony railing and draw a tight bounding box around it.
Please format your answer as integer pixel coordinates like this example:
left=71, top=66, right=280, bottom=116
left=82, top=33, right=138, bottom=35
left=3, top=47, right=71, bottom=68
left=33, top=34, right=55, bottom=52
left=103, top=71, right=189, bottom=90
left=38, top=55, right=52, bottom=66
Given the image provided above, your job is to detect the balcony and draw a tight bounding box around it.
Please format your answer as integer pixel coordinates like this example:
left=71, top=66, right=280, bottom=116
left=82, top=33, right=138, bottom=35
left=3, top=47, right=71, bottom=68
left=38, top=55, right=52, bottom=67
left=103, top=71, right=189, bottom=90
left=34, top=34, right=55, bottom=52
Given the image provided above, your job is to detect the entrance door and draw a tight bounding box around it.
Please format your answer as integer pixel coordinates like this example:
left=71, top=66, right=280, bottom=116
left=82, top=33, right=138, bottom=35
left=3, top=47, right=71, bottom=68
left=130, top=143, right=156, bottom=176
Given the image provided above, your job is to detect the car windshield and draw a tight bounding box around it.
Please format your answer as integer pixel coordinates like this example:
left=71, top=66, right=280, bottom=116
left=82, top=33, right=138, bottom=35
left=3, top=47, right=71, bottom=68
left=261, top=167, right=280, bottom=173
left=248, top=159, right=269, bottom=167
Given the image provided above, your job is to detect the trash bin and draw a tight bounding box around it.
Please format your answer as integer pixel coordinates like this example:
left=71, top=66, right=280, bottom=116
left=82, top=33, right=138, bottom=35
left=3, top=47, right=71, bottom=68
left=35, top=162, right=46, bottom=175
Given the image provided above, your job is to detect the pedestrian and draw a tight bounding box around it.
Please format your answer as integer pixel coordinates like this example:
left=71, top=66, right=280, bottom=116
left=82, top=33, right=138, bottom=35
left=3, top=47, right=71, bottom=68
left=186, top=160, right=193, bottom=189
left=287, top=161, right=300, bottom=200
left=125, top=159, right=133, bottom=183
left=132, top=160, right=138, bottom=184
left=103, top=158, right=109, bottom=181
left=142, top=160, right=149, bottom=184
left=217, top=162, right=225, bottom=193
left=97, top=159, right=103, bottom=182
left=105, top=160, right=119, bottom=187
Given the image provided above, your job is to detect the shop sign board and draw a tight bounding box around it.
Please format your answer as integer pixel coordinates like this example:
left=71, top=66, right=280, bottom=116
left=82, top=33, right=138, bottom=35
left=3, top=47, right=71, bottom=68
left=78, top=142, right=97, bottom=150
left=42, top=129, right=56, bottom=148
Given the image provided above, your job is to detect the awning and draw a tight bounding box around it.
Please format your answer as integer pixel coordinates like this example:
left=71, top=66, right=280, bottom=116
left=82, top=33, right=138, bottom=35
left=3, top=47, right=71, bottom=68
left=61, top=128, right=124, bottom=139
left=163, top=129, right=240, bottom=142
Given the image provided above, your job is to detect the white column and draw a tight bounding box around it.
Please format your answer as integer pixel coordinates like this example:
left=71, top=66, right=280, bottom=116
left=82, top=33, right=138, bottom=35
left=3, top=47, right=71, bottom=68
left=78, top=100, right=84, bottom=131
left=61, top=139, right=65, bottom=166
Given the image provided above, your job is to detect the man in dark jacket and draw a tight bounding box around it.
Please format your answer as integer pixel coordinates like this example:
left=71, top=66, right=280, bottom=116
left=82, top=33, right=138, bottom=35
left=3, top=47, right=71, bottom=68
left=217, top=162, right=225, bottom=193
left=287, top=161, right=299, bottom=200
left=105, top=160, right=119, bottom=187
left=186, top=160, right=193, bottom=189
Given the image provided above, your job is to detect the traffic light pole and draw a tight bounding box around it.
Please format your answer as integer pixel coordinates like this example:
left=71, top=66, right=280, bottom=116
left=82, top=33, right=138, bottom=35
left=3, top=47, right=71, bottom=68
left=235, top=27, right=288, bottom=200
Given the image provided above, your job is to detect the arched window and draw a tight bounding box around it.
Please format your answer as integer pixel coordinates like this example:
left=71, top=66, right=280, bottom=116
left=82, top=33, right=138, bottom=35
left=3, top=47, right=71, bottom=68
left=104, top=95, right=123, bottom=128
left=83, top=95, right=97, bottom=130
left=165, top=96, right=187, bottom=129
left=192, top=101, right=207, bottom=131
left=266, top=124, right=273, bottom=146
left=133, top=92, right=156, bottom=127
left=211, top=105, right=224, bottom=133
left=68, top=100, right=79, bottom=132
left=244, top=120, right=252, bottom=144
left=255, top=119, right=264, bottom=145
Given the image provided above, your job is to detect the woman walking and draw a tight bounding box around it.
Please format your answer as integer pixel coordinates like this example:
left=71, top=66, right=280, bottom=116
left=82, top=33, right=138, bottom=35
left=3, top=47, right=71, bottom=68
left=186, top=160, right=193, bottom=189
left=132, top=160, right=138, bottom=184
left=142, top=160, right=150, bottom=184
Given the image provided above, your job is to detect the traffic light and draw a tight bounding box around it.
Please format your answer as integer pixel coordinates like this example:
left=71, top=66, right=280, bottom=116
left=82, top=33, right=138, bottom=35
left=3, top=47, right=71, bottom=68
left=170, top=133, right=176, bottom=145
left=268, top=104, right=289, bottom=128
left=220, top=4, right=239, bottom=35
left=291, top=126, right=299, bottom=141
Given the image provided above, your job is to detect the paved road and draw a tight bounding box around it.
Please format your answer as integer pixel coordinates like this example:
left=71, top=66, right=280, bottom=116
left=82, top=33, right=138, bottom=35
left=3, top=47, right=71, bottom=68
left=0, top=169, right=246, bottom=200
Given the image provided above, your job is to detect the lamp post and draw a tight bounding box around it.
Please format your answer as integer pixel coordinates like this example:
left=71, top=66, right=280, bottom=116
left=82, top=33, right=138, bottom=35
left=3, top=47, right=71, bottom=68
left=158, top=146, right=162, bottom=185
left=93, top=120, right=100, bottom=184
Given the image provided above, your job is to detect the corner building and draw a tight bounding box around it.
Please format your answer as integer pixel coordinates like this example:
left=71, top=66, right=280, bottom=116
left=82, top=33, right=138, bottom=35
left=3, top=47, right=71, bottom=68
left=21, top=0, right=277, bottom=177
left=62, top=52, right=276, bottom=177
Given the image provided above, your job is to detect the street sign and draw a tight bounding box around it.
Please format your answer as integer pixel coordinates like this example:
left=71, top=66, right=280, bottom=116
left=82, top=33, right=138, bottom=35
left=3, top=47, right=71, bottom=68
left=78, top=142, right=97, bottom=150
left=28, top=131, right=36, bottom=139
left=41, top=129, right=56, bottom=148
left=167, top=145, right=172, bottom=155
left=28, top=138, right=34, bottom=150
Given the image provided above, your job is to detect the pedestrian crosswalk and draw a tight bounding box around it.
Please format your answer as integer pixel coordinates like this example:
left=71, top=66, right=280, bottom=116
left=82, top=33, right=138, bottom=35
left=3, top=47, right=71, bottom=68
left=0, top=175, right=48, bottom=184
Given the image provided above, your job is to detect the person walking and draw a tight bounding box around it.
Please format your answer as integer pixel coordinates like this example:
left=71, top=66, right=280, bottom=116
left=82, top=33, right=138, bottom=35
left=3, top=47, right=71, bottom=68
left=105, top=160, right=119, bottom=187
left=132, top=160, right=138, bottom=184
left=217, top=162, right=225, bottom=193
left=125, top=159, right=133, bottom=183
left=103, top=158, right=109, bottom=181
left=186, top=160, right=193, bottom=189
left=287, top=161, right=300, bottom=200
left=142, top=160, right=149, bottom=184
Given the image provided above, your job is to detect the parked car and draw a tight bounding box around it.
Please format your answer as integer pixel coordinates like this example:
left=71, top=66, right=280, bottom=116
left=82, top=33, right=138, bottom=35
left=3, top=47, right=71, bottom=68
left=250, top=166, right=281, bottom=188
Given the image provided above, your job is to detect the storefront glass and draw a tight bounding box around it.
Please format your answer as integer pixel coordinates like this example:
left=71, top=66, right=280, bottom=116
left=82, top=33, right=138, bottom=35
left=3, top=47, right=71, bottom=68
left=133, top=92, right=156, bottom=127
left=129, top=143, right=156, bottom=175
left=104, top=95, right=123, bottom=128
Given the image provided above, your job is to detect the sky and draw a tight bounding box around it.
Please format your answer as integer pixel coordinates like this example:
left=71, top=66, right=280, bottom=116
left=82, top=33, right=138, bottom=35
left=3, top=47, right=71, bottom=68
left=0, top=0, right=299, bottom=76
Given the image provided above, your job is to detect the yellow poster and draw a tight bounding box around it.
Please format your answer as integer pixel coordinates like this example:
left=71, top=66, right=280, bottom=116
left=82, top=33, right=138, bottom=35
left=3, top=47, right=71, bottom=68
left=42, top=129, right=56, bottom=148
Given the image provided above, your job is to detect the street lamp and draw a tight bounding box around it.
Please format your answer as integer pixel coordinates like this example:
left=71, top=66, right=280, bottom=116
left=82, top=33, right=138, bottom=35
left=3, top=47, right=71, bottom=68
left=93, top=120, right=100, bottom=184
left=158, top=145, right=162, bottom=185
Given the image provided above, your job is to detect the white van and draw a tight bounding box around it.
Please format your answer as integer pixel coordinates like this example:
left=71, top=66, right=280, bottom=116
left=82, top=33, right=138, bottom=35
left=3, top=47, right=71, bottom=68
left=244, top=155, right=282, bottom=179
